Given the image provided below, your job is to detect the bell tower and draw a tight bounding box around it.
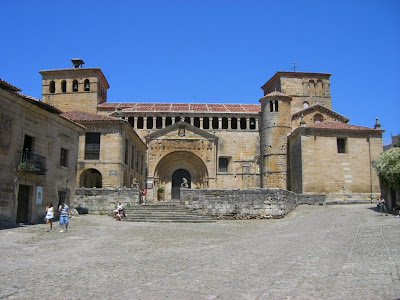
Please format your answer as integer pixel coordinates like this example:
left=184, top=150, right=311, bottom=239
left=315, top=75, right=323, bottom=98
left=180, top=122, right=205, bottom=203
left=40, top=58, right=109, bottom=114
left=259, top=91, right=292, bottom=189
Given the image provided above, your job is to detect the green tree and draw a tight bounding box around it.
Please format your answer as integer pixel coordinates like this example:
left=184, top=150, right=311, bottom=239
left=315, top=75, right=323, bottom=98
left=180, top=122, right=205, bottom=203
left=373, top=148, right=400, bottom=189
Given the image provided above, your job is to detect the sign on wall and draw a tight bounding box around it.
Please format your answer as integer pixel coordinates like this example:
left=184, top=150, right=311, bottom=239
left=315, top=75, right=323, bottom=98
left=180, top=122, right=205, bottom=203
left=36, top=186, right=43, bottom=204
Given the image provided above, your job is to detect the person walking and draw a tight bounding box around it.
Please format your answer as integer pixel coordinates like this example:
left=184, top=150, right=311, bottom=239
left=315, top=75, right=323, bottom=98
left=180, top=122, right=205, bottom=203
left=58, top=201, right=71, bottom=233
left=44, top=202, right=54, bottom=232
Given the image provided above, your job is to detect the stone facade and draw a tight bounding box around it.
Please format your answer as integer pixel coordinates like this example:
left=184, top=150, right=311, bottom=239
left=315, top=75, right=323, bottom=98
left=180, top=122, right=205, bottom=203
left=74, top=188, right=139, bottom=214
left=39, top=60, right=384, bottom=206
left=181, top=188, right=325, bottom=218
left=0, top=79, right=83, bottom=227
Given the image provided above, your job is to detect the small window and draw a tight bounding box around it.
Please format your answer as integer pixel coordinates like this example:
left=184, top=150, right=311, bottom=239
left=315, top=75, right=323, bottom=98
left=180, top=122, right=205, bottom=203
left=72, top=80, right=79, bottom=92
left=303, top=101, right=309, bottom=109
left=156, top=117, right=162, bottom=129
left=212, top=117, right=219, bottom=129
left=222, top=117, right=228, bottom=129
left=194, top=117, right=200, bottom=128
left=184, top=117, right=190, bottom=124
left=314, top=114, right=323, bottom=123
left=240, top=118, right=247, bottom=130
left=60, top=148, right=68, bottom=167
left=61, top=80, right=67, bottom=93
left=166, top=117, right=172, bottom=126
left=175, top=116, right=181, bottom=123
left=147, top=117, right=153, bottom=129
left=249, top=118, right=256, bottom=130
left=203, top=117, right=209, bottom=129
left=231, top=117, right=237, bottom=130
left=137, top=117, right=144, bottom=129
left=84, top=79, right=90, bottom=91
left=85, top=132, right=100, bottom=160
left=49, top=81, right=55, bottom=93
left=274, top=100, right=279, bottom=112
left=337, top=138, right=347, bottom=154
left=218, top=157, right=229, bottom=172
left=128, top=117, right=134, bottom=127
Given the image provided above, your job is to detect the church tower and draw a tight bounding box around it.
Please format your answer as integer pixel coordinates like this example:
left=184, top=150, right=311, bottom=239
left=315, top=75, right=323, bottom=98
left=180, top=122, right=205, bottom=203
left=40, top=58, right=109, bottom=114
left=259, top=91, right=292, bottom=189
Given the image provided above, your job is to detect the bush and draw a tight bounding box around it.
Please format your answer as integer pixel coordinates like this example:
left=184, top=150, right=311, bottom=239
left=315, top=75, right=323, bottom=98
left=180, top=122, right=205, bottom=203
left=373, top=148, right=400, bottom=189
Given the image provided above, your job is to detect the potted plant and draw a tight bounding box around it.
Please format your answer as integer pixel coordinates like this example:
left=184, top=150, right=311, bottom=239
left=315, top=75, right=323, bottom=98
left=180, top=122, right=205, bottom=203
left=157, top=186, right=164, bottom=201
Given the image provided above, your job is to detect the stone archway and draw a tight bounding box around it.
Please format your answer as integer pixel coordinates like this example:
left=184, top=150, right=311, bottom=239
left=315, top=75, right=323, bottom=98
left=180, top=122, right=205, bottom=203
left=154, top=151, right=208, bottom=201
left=79, top=168, right=103, bottom=188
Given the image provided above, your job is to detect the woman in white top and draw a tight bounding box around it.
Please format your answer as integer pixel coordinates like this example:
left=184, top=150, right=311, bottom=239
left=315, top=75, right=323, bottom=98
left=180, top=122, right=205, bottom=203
left=45, top=202, right=54, bottom=232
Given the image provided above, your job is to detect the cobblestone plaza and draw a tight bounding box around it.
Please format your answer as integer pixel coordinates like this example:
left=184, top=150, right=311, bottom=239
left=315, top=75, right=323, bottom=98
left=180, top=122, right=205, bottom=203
left=1, top=204, right=399, bottom=299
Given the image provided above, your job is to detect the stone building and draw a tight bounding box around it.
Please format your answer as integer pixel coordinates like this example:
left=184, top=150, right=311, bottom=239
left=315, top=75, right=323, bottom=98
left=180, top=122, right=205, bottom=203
left=0, top=78, right=84, bottom=227
left=40, top=59, right=147, bottom=192
left=40, top=60, right=384, bottom=202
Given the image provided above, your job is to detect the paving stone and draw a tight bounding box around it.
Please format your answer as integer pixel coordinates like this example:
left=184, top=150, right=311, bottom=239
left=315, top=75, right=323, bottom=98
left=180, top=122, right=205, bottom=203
left=0, top=204, right=399, bottom=299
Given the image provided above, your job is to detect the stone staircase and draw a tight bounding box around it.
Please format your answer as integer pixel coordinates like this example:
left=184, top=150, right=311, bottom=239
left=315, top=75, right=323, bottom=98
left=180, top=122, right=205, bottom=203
left=122, top=201, right=215, bottom=223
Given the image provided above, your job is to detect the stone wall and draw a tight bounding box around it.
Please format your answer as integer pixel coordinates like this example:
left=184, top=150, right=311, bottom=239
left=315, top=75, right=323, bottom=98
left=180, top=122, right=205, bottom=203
left=181, top=188, right=325, bottom=219
left=74, top=188, right=140, bottom=214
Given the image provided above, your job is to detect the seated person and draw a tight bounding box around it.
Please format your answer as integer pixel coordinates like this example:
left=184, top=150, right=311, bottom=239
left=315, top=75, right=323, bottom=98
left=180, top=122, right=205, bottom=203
left=113, top=201, right=124, bottom=218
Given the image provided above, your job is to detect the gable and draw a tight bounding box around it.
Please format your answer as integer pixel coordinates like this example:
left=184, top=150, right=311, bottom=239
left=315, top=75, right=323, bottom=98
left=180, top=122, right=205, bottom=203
left=291, top=104, right=349, bottom=127
left=145, top=120, right=218, bottom=141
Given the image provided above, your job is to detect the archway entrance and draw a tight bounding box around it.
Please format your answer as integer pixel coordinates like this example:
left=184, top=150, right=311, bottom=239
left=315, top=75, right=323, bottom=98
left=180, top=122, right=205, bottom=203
left=172, top=169, right=191, bottom=199
left=79, top=168, right=102, bottom=188
left=153, top=151, right=208, bottom=201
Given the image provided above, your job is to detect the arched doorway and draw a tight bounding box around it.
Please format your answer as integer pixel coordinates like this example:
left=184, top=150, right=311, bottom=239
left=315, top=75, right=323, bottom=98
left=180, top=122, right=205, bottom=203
left=153, top=151, right=208, bottom=201
left=172, top=169, right=191, bottom=199
left=79, top=168, right=102, bottom=188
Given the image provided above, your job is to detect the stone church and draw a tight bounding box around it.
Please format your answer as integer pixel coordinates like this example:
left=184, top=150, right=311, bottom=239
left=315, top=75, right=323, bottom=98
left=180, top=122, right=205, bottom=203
left=41, top=59, right=383, bottom=202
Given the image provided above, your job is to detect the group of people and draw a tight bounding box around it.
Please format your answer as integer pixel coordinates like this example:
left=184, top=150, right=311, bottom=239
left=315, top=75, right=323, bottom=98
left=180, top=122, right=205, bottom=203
left=44, top=201, right=70, bottom=232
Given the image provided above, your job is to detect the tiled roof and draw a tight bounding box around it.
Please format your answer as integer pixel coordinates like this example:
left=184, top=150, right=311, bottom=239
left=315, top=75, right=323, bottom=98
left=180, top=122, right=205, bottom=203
left=291, top=104, right=350, bottom=123
left=62, top=111, right=120, bottom=122
left=0, top=78, right=21, bottom=92
left=264, top=91, right=290, bottom=97
left=98, top=102, right=261, bottom=113
left=304, top=122, right=379, bottom=131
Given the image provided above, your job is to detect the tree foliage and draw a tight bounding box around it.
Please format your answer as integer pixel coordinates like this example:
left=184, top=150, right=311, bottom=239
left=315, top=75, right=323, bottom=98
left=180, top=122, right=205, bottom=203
left=373, top=147, right=400, bottom=189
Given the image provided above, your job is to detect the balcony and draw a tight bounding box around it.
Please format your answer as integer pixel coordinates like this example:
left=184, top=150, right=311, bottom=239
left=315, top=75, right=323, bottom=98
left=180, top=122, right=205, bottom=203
left=16, top=151, right=47, bottom=175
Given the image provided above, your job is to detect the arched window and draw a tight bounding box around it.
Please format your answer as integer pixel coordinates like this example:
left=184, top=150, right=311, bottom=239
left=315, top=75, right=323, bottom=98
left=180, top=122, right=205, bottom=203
left=194, top=117, right=200, bottom=128
left=184, top=117, right=190, bottom=124
left=274, top=100, right=279, bottom=112
left=240, top=118, right=247, bottom=130
left=175, top=116, right=181, bottom=123
left=49, top=81, right=55, bottom=93
left=309, top=80, right=315, bottom=96
left=303, top=101, right=309, bottom=109
left=147, top=117, right=154, bottom=129
left=166, top=117, right=172, bottom=126
left=137, top=117, right=144, bottom=129
left=61, top=80, right=66, bottom=93
left=250, top=118, right=256, bottom=130
left=212, top=117, right=219, bottom=129
left=269, top=101, right=274, bottom=112
left=128, top=117, right=134, bottom=127
left=84, top=79, right=90, bottom=91
left=317, top=80, right=323, bottom=96
left=222, top=117, right=228, bottom=129
left=203, top=117, right=209, bottom=129
left=314, top=114, right=324, bottom=123
left=72, top=80, right=79, bottom=92
left=231, top=117, right=237, bottom=129
left=156, top=117, right=162, bottom=129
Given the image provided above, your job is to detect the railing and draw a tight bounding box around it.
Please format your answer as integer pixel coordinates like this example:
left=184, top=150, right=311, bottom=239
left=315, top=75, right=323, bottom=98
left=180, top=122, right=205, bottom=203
left=16, top=151, right=47, bottom=175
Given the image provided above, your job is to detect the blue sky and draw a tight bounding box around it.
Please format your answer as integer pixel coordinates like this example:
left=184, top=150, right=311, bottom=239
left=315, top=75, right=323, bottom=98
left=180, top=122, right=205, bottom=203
left=1, top=0, right=399, bottom=144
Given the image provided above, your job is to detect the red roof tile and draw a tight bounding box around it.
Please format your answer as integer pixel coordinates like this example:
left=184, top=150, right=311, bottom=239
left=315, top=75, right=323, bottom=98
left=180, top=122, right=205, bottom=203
left=305, top=122, right=378, bottom=131
left=99, top=102, right=261, bottom=113
left=62, top=111, right=119, bottom=122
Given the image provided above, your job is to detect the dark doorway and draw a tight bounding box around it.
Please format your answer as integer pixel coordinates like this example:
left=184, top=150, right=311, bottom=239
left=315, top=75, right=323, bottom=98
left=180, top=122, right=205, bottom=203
left=17, top=185, right=30, bottom=223
left=171, top=169, right=191, bottom=200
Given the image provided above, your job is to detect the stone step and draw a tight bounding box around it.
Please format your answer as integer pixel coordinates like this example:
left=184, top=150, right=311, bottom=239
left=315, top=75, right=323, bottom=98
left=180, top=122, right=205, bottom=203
left=119, top=202, right=215, bottom=223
